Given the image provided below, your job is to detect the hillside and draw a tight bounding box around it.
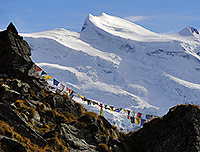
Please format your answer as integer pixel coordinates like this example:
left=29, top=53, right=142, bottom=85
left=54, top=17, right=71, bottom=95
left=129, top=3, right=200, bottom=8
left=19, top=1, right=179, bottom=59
left=22, top=13, right=200, bottom=131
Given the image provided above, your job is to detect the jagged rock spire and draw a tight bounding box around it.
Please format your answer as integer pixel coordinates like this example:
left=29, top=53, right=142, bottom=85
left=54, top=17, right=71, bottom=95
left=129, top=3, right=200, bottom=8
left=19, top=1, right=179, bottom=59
left=6, top=22, right=18, bottom=34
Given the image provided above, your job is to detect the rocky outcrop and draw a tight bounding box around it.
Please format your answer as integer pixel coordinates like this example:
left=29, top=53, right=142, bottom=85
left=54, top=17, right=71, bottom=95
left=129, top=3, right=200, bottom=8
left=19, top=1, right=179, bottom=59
left=122, top=104, right=200, bottom=152
left=0, top=22, right=45, bottom=92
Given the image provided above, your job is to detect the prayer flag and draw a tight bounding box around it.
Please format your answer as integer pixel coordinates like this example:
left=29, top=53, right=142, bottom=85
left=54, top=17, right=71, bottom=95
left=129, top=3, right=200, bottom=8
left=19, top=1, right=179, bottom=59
left=36, top=66, right=42, bottom=71
left=104, top=105, right=111, bottom=110
left=53, top=79, right=59, bottom=86
left=63, top=91, right=68, bottom=96
left=137, top=113, right=142, bottom=118
left=41, top=71, right=47, bottom=76
left=58, top=83, right=65, bottom=91
left=115, top=108, right=122, bottom=112
left=110, top=106, right=114, bottom=111
left=146, top=115, right=153, bottom=120
left=87, top=100, right=92, bottom=105
left=44, top=74, right=53, bottom=80
left=135, top=118, right=140, bottom=125
left=131, top=111, right=135, bottom=117
left=130, top=116, right=135, bottom=123
left=141, top=119, right=146, bottom=126
left=67, top=87, right=71, bottom=94
left=123, top=109, right=128, bottom=113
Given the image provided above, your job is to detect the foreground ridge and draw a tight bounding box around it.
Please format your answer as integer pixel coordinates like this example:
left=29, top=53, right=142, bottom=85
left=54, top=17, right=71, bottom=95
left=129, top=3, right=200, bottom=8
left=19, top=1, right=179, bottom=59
left=0, top=23, right=200, bottom=152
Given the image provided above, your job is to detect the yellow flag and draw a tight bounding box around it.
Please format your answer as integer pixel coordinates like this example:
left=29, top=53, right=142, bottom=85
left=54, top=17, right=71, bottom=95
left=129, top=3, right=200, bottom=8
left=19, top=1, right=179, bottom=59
left=78, top=94, right=84, bottom=99
left=44, top=74, right=52, bottom=80
left=135, top=118, right=140, bottom=125
left=63, top=91, right=68, bottom=96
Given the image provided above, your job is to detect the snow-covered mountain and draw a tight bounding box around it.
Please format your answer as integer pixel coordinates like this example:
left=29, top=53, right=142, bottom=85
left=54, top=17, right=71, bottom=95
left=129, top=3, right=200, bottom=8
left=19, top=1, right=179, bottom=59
left=21, top=13, right=200, bottom=131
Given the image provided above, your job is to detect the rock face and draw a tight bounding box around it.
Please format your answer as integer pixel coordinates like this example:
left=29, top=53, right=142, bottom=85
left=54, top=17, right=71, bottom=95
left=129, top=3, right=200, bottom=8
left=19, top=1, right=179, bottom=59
left=0, top=22, right=44, bottom=91
left=1, top=23, right=200, bottom=152
left=122, top=104, right=200, bottom=152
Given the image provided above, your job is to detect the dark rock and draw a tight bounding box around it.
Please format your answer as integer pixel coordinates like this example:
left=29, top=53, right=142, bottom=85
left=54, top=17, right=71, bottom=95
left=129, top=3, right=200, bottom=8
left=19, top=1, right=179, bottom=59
left=0, top=103, right=47, bottom=147
left=0, top=135, right=28, bottom=152
left=0, top=22, right=45, bottom=92
left=123, top=104, right=200, bottom=152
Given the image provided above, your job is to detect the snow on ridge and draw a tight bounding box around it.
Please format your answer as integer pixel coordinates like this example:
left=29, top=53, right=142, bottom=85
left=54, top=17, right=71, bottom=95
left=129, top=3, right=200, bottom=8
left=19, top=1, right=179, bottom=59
left=178, top=26, right=200, bottom=38
left=81, top=13, right=171, bottom=42
left=22, top=29, right=122, bottom=66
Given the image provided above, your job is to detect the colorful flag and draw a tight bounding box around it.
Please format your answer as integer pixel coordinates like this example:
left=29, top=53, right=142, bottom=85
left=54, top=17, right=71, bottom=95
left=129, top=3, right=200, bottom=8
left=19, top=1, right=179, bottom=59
left=58, top=83, right=65, bottom=91
left=104, top=105, right=111, bottom=110
left=141, top=119, right=146, bottom=126
left=87, top=100, right=92, bottom=105
left=63, top=91, right=68, bottom=96
left=53, top=79, right=59, bottom=86
left=131, top=111, right=135, bottom=117
left=36, top=66, right=42, bottom=71
left=137, top=113, right=142, bottom=118
left=41, top=71, right=47, bottom=76
left=110, top=106, right=114, bottom=111
left=146, top=114, right=153, bottom=120
left=130, top=116, right=135, bottom=123
left=44, top=74, right=53, bottom=80
left=67, top=87, right=71, bottom=94
left=135, top=118, right=140, bottom=125
left=115, top=108, right=122, bottom=112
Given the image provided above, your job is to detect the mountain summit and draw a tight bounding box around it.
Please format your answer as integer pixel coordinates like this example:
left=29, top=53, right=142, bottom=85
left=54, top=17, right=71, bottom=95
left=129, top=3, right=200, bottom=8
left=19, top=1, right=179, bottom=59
left=178, top=26, right=200, bottom=37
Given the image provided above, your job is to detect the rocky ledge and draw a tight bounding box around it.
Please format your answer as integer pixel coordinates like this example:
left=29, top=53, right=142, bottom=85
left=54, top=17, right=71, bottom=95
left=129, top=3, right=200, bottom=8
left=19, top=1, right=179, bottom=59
left=0, top=23, right=200, bottom=152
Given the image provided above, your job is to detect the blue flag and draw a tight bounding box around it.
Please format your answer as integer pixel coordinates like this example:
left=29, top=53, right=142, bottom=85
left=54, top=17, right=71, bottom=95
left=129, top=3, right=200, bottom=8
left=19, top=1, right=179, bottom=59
left=141, top=119, right=146, bottom=126
left=53, top=79, right=59, bottom=86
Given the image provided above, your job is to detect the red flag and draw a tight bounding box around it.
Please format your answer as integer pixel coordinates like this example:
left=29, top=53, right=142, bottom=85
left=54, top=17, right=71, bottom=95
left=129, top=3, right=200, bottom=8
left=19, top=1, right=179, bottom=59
left=67, top=87, right=71, bottom=94
left=36, top=66, right=42, bottom=71
left=137, top=113, right=142, bottom=118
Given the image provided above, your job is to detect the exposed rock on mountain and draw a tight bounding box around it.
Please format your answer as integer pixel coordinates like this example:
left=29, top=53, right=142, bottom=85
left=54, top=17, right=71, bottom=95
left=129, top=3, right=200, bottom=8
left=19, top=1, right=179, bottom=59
left=122, top=104, right=200, bottom=152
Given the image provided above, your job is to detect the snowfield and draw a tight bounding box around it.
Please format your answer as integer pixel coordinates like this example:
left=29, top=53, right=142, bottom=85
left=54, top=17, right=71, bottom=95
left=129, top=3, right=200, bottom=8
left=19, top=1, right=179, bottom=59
left=21, top=13, right=200, bottom=131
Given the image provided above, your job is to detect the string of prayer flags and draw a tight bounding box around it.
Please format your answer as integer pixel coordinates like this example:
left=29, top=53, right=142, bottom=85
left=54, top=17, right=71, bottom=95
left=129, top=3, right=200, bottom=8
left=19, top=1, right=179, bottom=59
left=44, top=74, right=53, bottom=80
left=36, top=64, right=159, bottom=128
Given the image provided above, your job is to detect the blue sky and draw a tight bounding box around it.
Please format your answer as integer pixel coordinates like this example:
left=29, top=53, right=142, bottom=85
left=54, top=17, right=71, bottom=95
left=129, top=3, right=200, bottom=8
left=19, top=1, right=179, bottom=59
left=1, top=0, right=200, bottom=33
